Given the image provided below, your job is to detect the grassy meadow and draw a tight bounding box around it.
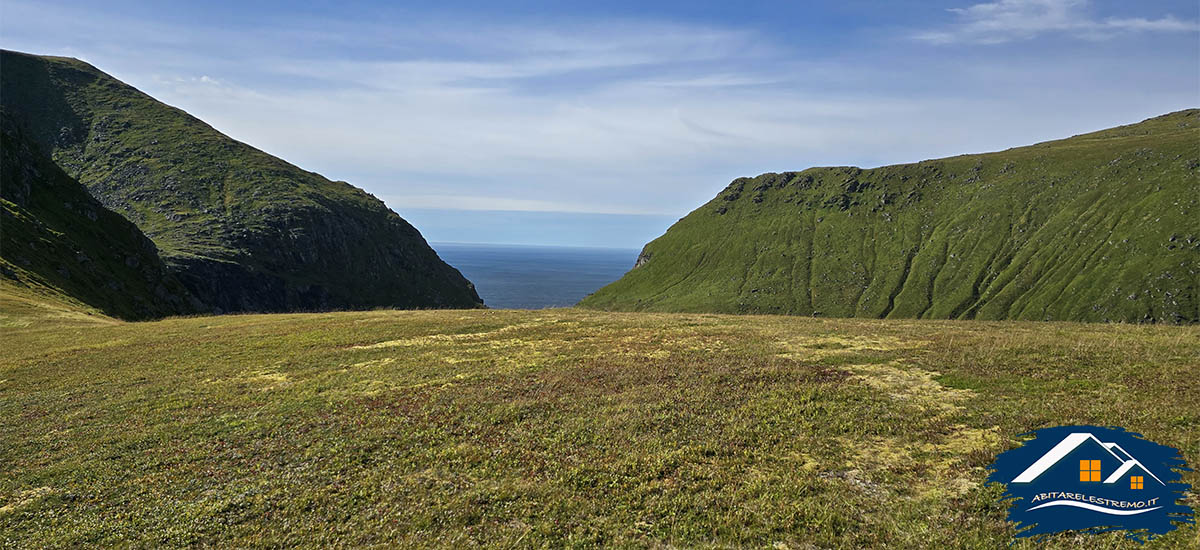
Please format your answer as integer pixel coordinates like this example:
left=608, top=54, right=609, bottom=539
left=1, top=285, right=1198, bottom=548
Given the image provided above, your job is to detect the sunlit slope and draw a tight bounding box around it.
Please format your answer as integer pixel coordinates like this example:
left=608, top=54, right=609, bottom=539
left=0, top=49, right=482, bottom=313
left=582, top=110, right=1200, bottom=323
left=1, top=296, right=1197, bottom=548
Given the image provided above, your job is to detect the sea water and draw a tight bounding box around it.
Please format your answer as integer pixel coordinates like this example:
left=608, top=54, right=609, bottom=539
left=431, top=242, right=638, bottom=309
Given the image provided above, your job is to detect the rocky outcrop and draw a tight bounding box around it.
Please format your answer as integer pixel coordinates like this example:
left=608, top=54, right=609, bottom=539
left=633, top=248, right=652, bottom=269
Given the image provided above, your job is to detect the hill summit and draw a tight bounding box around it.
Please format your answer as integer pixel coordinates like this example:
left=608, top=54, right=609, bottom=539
left=582, top=110, right=1199, bottom=323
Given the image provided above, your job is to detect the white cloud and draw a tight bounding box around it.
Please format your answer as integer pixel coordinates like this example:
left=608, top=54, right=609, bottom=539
left=2, top=0, right=1196, bottom=226
left=379, top=195, right=675, bottom=216
left=915, top=0, right=1198, bottom=44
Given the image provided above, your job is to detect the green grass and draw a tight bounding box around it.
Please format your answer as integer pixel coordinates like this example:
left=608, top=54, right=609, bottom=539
left=582, top=110, right=1200, bottom=323
left=2, top=285, right=1197, bottom=548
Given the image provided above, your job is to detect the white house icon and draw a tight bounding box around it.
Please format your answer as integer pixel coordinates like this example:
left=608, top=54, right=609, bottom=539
left=1011, top=432, right=1165, bottom=485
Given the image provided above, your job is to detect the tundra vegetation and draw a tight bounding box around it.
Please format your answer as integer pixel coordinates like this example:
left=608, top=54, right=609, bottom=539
left=2, top=283, right=1196, bottom=548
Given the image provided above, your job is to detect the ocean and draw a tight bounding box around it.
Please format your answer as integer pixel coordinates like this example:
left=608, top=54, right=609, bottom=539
left=431, top=242, right=639, bottom=309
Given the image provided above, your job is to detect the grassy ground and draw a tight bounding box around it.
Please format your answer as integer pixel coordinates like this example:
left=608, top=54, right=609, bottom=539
left=2, top=290, right=1197, bottom=548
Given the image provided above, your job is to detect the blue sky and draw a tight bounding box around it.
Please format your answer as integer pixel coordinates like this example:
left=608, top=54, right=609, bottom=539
left=3, top=0, right=1197, bottom=248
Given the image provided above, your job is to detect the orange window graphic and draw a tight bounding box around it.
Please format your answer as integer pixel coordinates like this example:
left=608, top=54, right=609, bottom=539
left=1079, top=460, right=1101, bottom=482
left=1131, top=476, right=1144, bottom=490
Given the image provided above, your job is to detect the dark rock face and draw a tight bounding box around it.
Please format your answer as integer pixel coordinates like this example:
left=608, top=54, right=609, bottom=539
left=1, top=49, right=483, bottom=313
left=164, top=256, right=291, bottom=315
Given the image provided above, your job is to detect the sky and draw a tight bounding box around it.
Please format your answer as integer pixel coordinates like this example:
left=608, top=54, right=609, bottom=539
left=2, top=0, right=1197, bottom=248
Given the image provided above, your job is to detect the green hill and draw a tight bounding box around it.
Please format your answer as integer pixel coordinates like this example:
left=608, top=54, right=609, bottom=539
left=582, top=110, right=1200, bottom=323
left=0, top=50, right=482, bottom=313
left=1, top=110, right=201, bottom=320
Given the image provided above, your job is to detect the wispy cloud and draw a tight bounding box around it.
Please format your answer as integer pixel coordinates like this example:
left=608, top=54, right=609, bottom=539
left=2, top=0, right=1196, bottom=231
left=915, top=0, right=1198, bottom=44
left=379, top=195, right=675, bottom=216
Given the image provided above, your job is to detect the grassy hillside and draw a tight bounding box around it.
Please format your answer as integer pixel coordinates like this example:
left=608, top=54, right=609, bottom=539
left=0, top=49, right=482, bottom=313
left=582, top=110, right=1200, bottom=323
left=2, top=287, right=1196, bottom=548
left=1, top=110, right=201, bottom=319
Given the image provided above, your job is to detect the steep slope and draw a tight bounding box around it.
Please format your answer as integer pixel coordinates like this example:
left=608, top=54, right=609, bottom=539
left=1, top=110, right=201, bottom=320
left=0, top=50, right=482, bottom=313
left=582, top=110, right=1200, bottom=323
